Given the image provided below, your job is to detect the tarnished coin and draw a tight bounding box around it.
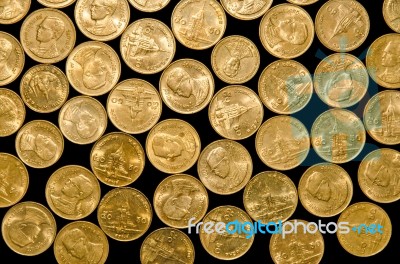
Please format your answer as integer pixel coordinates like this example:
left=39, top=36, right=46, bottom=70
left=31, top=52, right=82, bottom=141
left=299, top=163, right=353, bottom=217
left=171, top=0, right=226, bottom=50
left=141, top=228, right=194, bottom=264
left=107, top=79, right=162, bottom=134
left=243, top=171, right=297, bottom=223
left=209, top=85, right=263, bottom=140
left=383, top=0, right=400, bottom=33
left=59, top=96, right=107, bottom=145
left=311, top=109, right=366, bottom=163
left=146, top=119, right=201, bottom=174
left=211, top=35, right=260, bottom=84
left=54, top=221, right=109, bottom=264
left=0, top=153, right=29, bottom=208
left=220, top=0, right=272, bottom=20
left=0, top=88, right=25, bottom=137
left=1, top=201, right=57, bottom=256
left=197, top=139, right=252, bottom=195
left=258, top=59, right=313, bottom=114
left=0, top=31, right=25, bottom=86
left=90, top=132, right=145, bottom=187
left=97, top=187, right=152, bottom=241
left=315, top=0, right=369, bottom=52
left=121, top=18, right=176, bottom=74
left=66, top=41, right=121, bottom=96
left=129, top=0, right=170, bottom=12
left=38, top=0, right=76, bottom=8
left=0, top=0, right=30, bottom=24
left=20, top=8, right=76, bottom=63
left=153, top=174, right=208, bottom=228
left=20, top=64, right=69, bottom=113
left=337, top=202, right=392, bottom=257
left=15, top=120, right=64, bottom=168
left=259, top=4, right=314, bottom=59
left=314, top=53, right=369, bottom=108
left=75, top=0, right=130, bottom=41
left=256, top=116, right=310, bottom=170
left=358, top=148, right=400, bottom=203
left=287, top=0, right=319, bottom=6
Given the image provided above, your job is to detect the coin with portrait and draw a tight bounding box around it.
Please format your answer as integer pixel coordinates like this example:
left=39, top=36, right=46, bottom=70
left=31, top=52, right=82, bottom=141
left=0, top=0, right=30, bottom=24
left=0, top=31, right=25, bottom=86
left=37, top=0, right=76, bottom=8
left=383, top=0, right=400, bottom=33
left=220, top=0, right=272, bottom=20
left=0, top=88, right=25, bottom=137
left=129, top=0, right=170, bottom=12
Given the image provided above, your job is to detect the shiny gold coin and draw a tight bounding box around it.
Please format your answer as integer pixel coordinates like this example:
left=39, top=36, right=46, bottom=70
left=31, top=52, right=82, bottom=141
left=59, top=96, right=107, bottom=145
left=20, top=8, right=76, bottom=63
left=97, top=187, right=152, bottom=241
left=20, top=64, right=69, bottom=113
left=256, top=115, right=310, bottom=170
left=311, top=109, right=366, bottom=163
left=129, top=0, right=170, bottom=12
left=74, top=0, right=130, bottom=41
left=0, top=0, right=30, bottom=24
left=337, top=202, right=392, bottom=257
left=0, top=31, right=25, bottom=86
left=299, top=163, right=353, bottom=217
left=0, top=153, right=29, bottom=208
left=314, top=53, right=369, bottom=108
left=1, top=201, right=57, bottom=256
left=259, top=3, right=314, bottom=59
left=153, top=174, right=208, bottom=228
left=121, top=18, right=176, bottom=74
left=0, top=88, right=25, bottom=137
left=146, top=119, right=201, bottom=174
left=38, top=0, right=76, bottom=8
left=383, top=0, right=400, bottom=33
left=54, top=221, right=109, bottom=264
left=90, top=132, right=145, bottom=187
left=140, top=227, right=194, bottom=264
left=197, top=139, right=252, bottom=195
left=107, top=79, right=162, bottom=134
left=66, top=41, right=121, bottom=96
left=171, top=0, right=226, bottom=50
left=159, top=59, right=214, bottom=114
left=220, top=0, right=272, bottom=20
left=258, top=59, right=313, bottom=114
left=15, top=120, right=64, bottom=168
left=287, top=0, right=319, bottom=6
left=208, top=85, right=263, bottom=140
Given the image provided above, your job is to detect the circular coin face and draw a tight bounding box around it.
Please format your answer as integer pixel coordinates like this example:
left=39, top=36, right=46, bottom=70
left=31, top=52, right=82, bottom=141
left=38, top=0, right=76, bottom=8
left=0, top=0, right=30, bottom=24
left=0, top=31, right=25, bottom=86
left=383, top=0, right=400, bottom=33
left=220, top=0, right=272, bottom=20
left=287, top=0, right=319, bottom=5
left=129, top=0, right=170, bottom=12
left=0, top=88, right=26, bottom=137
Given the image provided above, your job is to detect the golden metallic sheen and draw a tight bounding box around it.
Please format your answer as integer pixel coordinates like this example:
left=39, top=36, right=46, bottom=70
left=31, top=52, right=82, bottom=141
left=383, top=0, right=400, bottom=33
left=0, top=88, right=26, bottom=137
left=220, top=0, right=272, bottom=20
left=0, top=0, right=30, bottom=24
left=0, top=31, right=25, bottom=86
left=38, top=0, right=76, bottom=8
left=129, top=0, right=170, bottom=12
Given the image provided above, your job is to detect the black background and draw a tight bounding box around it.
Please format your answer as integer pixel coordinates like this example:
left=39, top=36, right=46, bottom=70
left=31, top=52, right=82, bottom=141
left=0, top=0, right=398, bottom=263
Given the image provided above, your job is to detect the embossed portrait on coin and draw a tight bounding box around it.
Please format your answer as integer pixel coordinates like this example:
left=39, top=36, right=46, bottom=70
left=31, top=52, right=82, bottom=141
left=387, top=0, right=400, bottom=25
left=327, top=70, right=354, bottom=103
left=365, top=157, right=400, bottom=194
left=152, top=133, right=194, bottom=161
left=265, top=14, right=308, bottom=48
left=0, top=164, right=13, bottom=201
left=20, top=133, right=58, bottom=161
left=226, top=0, right=266, bottom=15
left=0, top=95, right=16, bottom=123
left=63, top=103, right=98, bottom=139
left=223, top=42, right=253, bottom=78
left=62, top=228, right=104, bottom=263
left=379, top=40, right=400, bottom=84
left=162, top=179, right=195, bottom=221
left=0, top=0, right=23, bottom=20
left=88, top=0, right=118, bottom=36
left=0, top=38, right=13, bottom=81
left=29, top=71, right=61, bottom=102
left=306, top=171, right=344, bottom=203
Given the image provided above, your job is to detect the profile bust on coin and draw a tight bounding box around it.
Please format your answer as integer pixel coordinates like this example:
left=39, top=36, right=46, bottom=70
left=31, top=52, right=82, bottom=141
left=363, top=153, right=400, bottom=192
left=379, top=39, right=400, bottom=84
left=0, top=0, right=30, bottom=24
left=152, top=133, right=193, bottom=162
left=0, top=38, right=13, bottom=81
left=162, top=179, right=195, bottom=221
left=87, top=0, right=118, bottom=36
left=20, top=133, right=58, bottom=161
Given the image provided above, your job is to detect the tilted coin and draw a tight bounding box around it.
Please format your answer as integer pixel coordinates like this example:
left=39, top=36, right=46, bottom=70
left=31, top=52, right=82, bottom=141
left=38, top=0, right=76, bottom=8
left=383, top=0, right=400, bottom=33
left=197, top=139, right=252, bottom=195
left=1, top=201, right=57, bottom=256
left=286, top=0, right=319, bottom=6
left=0, top=0, right=30, bottom=24
left=220, top=0, right=272, bottom=20
left=129, top=0, right=170, bottom=12
left=121, top=18, right=176, bottom=74
left=97, top=187, right=152, bottom=241
left=209, top=85, right=264, bottom=140
left=0, top=88, right=25, bottom=137
left=66, top=41, right=121, bottom=96
left=107, top=79, right=162, bottom=134
left=0, top=31, right=25, bottom=86
left=259, top=4, right=314, bottom=59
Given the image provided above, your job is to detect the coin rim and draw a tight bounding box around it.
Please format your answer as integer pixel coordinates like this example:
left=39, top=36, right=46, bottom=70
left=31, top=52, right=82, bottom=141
left=37, top=0, right=76, bottom=8
left=128, top=0, right=171, bottom=12
left=0, top=32, right=25, bottom=86
left=0, top=0, right=31, bottom=24
left=220, top=0, right=273, bottom=20
left=0, top=88, right=26, bottom=137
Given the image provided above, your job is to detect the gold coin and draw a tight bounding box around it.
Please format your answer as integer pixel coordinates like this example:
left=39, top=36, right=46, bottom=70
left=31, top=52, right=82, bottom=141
left=258, top=59, right=313, bottom=114
left=208, top=85, right=263, bottom=140
left=0, top=153, right=29, bottom=208
left=197, top=139, right=252, bottom=195
left=121, top=18, right=176, bottom=74
left=129, top=0, right=170, bottom=12
left=287, top=0, right=319, bottom=5
left=311, top=108, right=366, bottom=163
left=244, top=171, right=297, bottom=223
left=20, top=8, right=76, bottom=63
left=256, top=115, right=310, bottom=170
left=358, top=148, right=400, bottom=203
left=15, top=120, right=64, bottom=168
left=90, top=132, right=145, bottom=187
left=383, top=0, right=400, bottom=33
left=171, top=0, right=226, bottom=50
left=153, top=174, right=208, bottom=228
left=259, top=3, right=314, bottom=59
left=0, top=88, right=26, bottom=137
left=107, top=79, right=162, bottom=134
left=20, top=64, right=69, bottom=113
left=1, top=201, right=57, bottom=256
left=314, top=53, right=369, bottom=108
left=299, top=163, right=353, bottom=217
left=66, top=41, right=121, bottom=96
left=38, top=0, right=76, bottom=8
left=315, top=0, right=370, bottom=52
left=146, top=119, right=201, bottom=174
left=0, top=0, right=30, bottom=24
left=159, top=59, right=214, bottom=114
left=211, top=35, right=260, bottom=84
left=220, top=0, right=272, bottom=20
left=140, top=227, right=194, bottom=264
left=74, top=0, right=130, bottom=41
left=59, top=96, right=107, bottom=145
left=97, top=187, right=152, bottom=241
left=337, top=202, right=392, bottom=257
left=0, top=31, right=25, bottom=86
left=54, top=221, right=109, bottom=264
